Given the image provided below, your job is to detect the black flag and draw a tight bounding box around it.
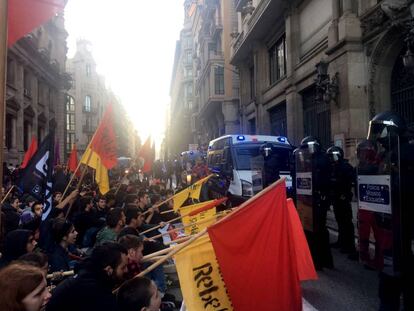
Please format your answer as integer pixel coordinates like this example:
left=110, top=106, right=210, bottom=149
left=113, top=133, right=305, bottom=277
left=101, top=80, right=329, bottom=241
left=18, top=132, right=55, bottom=221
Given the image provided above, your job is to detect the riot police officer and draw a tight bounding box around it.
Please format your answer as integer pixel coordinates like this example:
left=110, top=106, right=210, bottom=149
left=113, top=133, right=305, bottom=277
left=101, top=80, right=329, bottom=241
left=326, top=146, right=357, bottom=259
left=361, top=111, right=414, bottom=310
left=295, top=136, right=333, bottom=270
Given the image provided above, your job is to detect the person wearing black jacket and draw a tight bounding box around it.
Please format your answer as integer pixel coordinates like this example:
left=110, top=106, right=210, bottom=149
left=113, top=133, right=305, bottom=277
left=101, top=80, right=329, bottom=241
left=46, top=242, right=128, bottom=311
left=327, top=146, right=357, bottom=258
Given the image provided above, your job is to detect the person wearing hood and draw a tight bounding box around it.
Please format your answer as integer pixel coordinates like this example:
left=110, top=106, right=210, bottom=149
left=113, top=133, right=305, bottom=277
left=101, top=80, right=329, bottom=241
left=0, top=229, right=36, bottom=268
left=2, top=196, right=22, bottom=235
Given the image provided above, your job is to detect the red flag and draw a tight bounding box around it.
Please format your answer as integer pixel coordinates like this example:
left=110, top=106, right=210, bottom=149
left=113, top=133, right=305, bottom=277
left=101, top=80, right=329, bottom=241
left=67, top=144, right=79, bottom=176
left=208, top=181, right=302, bottom=311
left=8, top=0, right=66, bottom=47
left=287, top=198, right=318, bottom=281
left=138, top=136, right=153, bottom=173
left=89, top=104, right=118, bottom=169
left=21, top=136, right=38, bottom=169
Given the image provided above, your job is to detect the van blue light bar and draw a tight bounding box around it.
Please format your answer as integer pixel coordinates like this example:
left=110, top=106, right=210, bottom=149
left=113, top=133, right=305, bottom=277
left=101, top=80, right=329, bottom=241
left=277, top=136, right=287, bottom=143
left=237, top=135, right=245, bottom=141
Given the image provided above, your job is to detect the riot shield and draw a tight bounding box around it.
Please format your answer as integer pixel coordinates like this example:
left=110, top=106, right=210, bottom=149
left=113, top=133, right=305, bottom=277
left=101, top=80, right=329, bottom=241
left=356, top=134, right=400, bottom=275
left=294, top=147, right=314, bottom=232
left=250, top=155, right=264, bottom=195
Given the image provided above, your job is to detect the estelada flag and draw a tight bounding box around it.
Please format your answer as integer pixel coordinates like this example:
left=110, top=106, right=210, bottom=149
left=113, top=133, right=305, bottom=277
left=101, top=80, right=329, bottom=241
left=21, top=136, right=38, bottom=169
left=138, top=136, right=153, bottom=173
left=207, top=180, right=303, bottom=311
left=8, top=0, right=66, bottom=47
left=67, top=144, right=79, bottom=176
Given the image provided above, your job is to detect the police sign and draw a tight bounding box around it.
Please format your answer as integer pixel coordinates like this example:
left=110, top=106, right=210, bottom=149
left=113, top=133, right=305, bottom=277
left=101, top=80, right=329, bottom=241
left=358, top=175, right=391, bottom=214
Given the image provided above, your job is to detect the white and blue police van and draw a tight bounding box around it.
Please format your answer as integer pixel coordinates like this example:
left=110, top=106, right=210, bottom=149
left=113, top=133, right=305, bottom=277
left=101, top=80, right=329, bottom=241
left=207, top=135, right=293, bottom=203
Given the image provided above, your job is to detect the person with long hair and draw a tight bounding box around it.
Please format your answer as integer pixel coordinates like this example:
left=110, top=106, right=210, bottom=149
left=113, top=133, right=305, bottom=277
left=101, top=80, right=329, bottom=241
left=0, top=263, right=51, bottom=311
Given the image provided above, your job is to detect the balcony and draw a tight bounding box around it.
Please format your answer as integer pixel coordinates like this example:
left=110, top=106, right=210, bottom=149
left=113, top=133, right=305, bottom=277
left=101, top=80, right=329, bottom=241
left=231, top=0, right=284, bottom=64
left=235, top=0, right=249, bottom=12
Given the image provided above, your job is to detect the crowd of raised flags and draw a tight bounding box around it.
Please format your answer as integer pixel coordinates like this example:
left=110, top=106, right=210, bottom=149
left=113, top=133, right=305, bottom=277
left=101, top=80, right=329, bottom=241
left=0, top=2, right=319, bottom=310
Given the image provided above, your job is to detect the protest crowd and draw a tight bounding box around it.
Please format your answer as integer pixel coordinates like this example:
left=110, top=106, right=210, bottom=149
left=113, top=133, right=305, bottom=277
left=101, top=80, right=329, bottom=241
left=0, top=143, right=214, bottom=311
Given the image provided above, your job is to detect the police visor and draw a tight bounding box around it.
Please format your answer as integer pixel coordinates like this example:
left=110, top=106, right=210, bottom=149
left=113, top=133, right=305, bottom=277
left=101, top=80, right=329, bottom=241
left=367, top=120, right=395, bottom=141
left=328, top=151, right=342, bottom=162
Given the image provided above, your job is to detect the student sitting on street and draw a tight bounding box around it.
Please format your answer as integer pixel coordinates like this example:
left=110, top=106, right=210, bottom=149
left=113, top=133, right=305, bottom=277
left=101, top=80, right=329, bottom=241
left=118, top=234, right=144, bottom=279
left=48, top=218, right=79, bottom=273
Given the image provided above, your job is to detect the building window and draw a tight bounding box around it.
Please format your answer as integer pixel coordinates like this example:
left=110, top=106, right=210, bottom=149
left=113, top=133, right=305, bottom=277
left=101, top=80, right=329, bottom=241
left=5, top=114, right=13, bottom=149
left=66, top=132, right=76, bottom=152
left=183, top=37, right=192, bottom=49
left=66, top=95, right=75, bottom=112
left=24, top=70, right=31, bottom=96
left=214, top=66, right=224, bottom=95
left=66, top=114, right=75, bottom=131
left=84, top=95, right=91, bottom=112
left=185, top=50, right=192, bottom=65
left=269, top=35, right=286, bottom=85
left=184, top=68, right=193, bottom=78
left=7, top=58, right=14, bottom=85
left=249, top=118, right=256, bottom=135
left=86, top=64, right=91, bottom=77
left=185, top=83, right=193, bottom=97
left=269, top=102, right=287, bottom=136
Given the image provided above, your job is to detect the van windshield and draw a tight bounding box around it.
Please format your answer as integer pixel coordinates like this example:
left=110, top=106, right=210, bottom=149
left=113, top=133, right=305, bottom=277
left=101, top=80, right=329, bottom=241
left=234, top=145, right=291, bottom=171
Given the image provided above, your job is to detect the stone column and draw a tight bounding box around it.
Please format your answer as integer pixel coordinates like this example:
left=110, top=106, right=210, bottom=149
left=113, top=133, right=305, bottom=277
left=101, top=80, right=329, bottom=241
left=338, top=0, right=361, bottom=41
left=328, top=0, right=340, bottom=47
left=342, top=0, right=353, bottom=15
left=285, top=87, right=304, bottom=146
left=222, top=100, right=240, bottom=134
left=11, top=117, right=16, bottom=149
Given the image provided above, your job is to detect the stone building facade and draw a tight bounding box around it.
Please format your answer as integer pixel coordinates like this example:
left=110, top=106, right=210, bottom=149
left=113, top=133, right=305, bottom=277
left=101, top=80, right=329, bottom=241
left=231, top=0, right=414, bottom=162
left=66, top=40, right=137, bottom=159
left=167, top=0, right=241, bottom=157
left=4, top=13, right=70, bottom=166
left=168, top=15, right=194, bottom=157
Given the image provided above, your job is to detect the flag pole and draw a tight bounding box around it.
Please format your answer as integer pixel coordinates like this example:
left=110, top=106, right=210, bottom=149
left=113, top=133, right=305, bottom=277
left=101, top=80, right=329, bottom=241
left=113, top=228, right=208, bottom=294
left=0, top=0, right=8, bottom=239
left=0, top=185, right=14, bottom=204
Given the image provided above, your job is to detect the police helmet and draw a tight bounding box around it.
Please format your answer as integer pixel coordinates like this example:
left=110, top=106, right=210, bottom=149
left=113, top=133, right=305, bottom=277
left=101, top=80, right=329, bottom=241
left=327, top=146, right=344, bottom=162
left=301, top=136, right=321, bottom=154
left=367, top=111, right=407, bottom=141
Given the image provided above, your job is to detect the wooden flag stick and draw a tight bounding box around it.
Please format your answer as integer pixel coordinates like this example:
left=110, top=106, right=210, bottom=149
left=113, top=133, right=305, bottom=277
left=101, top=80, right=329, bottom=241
left=139, top=202, right=211, bottom=236
left=137, top=229, right=207, bottom=277
left=113, top=228, right=207, bottom=293
left=150, top=211, right=226, bottom=240
left=60, top=160, right=82, bottom=202
left=140, top=200, right=226, bottom=235
left=141, top=246, right=177, bottom=261
left=141, top=255, right=166, bottom=263
left=1, top=185, right=15, bottom=204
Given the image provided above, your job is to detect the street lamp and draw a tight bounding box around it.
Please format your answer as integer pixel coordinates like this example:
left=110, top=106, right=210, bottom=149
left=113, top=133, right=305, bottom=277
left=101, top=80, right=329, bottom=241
left=315, top=59, right=339, bottom=107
